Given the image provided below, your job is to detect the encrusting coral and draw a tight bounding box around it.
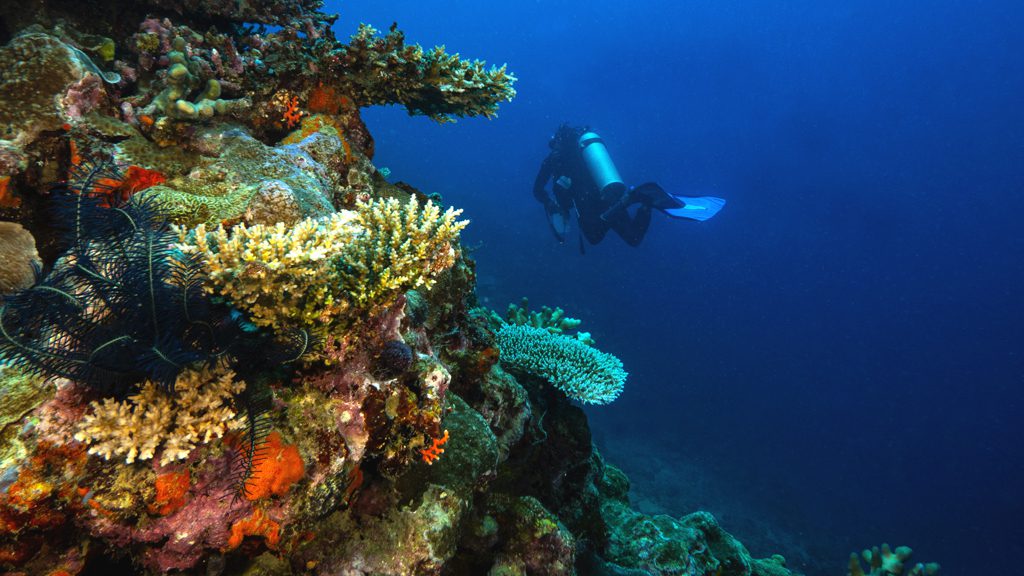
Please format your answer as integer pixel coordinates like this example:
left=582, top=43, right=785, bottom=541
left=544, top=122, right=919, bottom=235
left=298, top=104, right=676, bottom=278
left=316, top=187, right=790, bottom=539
left=496, top=324, right=627, bottom=405
left=0, top=221, right=40, bottom=294
left=73, top=362, right=246, bottom=465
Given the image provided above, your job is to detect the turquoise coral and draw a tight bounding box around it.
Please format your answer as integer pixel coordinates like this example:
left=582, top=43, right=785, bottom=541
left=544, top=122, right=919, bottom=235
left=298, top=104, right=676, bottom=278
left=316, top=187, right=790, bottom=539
left=849, top=544, right=940, bottom=576
left=495, top=324, right=627, bottom=405
left=495, top=297, right=596, bottom=345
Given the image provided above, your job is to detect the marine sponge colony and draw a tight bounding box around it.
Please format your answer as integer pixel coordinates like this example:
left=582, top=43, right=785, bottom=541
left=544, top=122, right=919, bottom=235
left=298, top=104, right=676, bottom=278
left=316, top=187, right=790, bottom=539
left=0, top=0, right=928, bottom=575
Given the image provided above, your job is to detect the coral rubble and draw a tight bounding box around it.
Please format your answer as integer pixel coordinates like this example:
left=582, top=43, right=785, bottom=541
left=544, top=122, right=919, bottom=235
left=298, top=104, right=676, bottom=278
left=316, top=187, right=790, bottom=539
left=0, top=0, right=875, bottom=575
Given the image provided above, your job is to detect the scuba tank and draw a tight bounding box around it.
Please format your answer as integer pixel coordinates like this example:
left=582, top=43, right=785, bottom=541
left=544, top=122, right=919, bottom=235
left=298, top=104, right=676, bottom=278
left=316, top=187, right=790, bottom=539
left=578, top=131, right=626, bottom=205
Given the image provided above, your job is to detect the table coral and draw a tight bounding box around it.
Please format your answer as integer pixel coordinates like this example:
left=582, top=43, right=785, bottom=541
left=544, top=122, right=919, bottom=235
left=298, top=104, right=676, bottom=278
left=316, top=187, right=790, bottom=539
left=335, top=24, right=517, bottom=123
left=496, top=324, right=627, bottom=405
left=494, top=297, right=596, bottom=345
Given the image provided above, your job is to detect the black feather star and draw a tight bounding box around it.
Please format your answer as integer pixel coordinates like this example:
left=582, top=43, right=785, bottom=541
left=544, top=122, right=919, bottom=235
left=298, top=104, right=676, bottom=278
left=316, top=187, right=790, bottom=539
left=0, top=170, right=212, bottom=395
left=0, top=159, right=291, bottom=396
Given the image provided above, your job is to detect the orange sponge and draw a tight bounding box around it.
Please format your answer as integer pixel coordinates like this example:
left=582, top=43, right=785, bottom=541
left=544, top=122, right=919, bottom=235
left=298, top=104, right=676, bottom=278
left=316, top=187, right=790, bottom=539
left=244, top=432, right=305, bottom=501
left=148, top=469, right=191, bottom=516
left=225, top=508, right=280, bottom=551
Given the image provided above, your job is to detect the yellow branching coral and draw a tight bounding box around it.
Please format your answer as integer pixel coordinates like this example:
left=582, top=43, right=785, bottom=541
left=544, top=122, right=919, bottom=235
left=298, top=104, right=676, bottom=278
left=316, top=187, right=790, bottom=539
left=73, top=363, right=245, bottom=465
left=178, top=211, right=361, bottom=332
left=177, top=197, right=467, bottom=336
left=340, top=196, right=468, bottom=310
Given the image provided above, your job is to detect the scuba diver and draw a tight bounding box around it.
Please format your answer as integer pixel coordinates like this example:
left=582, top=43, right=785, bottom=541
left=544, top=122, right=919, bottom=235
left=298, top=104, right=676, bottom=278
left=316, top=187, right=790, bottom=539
left=532, top=124, right=725, bottom=249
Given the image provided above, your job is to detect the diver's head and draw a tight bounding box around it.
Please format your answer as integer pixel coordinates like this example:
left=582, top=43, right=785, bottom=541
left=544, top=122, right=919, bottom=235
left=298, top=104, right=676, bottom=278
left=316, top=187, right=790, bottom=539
left=549, top=123, right=588, bottom=151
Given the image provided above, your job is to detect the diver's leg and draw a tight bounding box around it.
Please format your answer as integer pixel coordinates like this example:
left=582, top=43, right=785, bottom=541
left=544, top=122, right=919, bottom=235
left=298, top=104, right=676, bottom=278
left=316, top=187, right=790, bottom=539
left=579, top=213, right=610, bottom=245
left=610, top=204, right=652, bottom=247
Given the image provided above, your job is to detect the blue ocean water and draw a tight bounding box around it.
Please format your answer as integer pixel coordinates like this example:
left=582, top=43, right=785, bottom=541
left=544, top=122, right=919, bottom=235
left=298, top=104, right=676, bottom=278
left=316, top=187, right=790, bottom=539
left=333, top=1, right=1023, bottom=573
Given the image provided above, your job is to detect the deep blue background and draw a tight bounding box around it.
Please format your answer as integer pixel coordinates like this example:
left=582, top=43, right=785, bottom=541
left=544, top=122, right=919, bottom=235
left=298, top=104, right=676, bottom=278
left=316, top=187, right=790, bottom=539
left=329, top=1, right=1024, bottom=573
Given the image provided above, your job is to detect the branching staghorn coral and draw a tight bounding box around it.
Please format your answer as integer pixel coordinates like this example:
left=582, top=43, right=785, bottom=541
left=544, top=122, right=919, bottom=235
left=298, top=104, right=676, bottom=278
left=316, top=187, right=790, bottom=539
left=335, top=24, right=517, bottom=123
left=339, top=196, right=468, bottom=310
left=73, top=362, right=246, bottom=465
left=179, top=196, right=468, bottom=337
left=496, top=324, right=626, bottom=405
left=179, top=211, right=361, bottom=333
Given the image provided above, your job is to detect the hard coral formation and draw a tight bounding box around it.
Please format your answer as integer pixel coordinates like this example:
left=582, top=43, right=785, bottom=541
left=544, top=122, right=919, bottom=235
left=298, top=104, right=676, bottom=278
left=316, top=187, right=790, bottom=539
left=73, top=362, right=245, bottom=465
left=337, top=24, right=518, bottom=123
left=135, top=129, right=342, bottom=227
left=0, top=222, right=40, bottom=294
left=849, top=544, right=940, bottom=576
left=496, top=324, right=627, bottom=405
left=340, top=196, right=469, bottom=310
left=180, top=210, right=361, bottom=335
left=181, top=195, right=467, bottom=338
left=140, top=35, right=249, bottom=123
left=495, top=297, right=596, bottom=345
left=0, top=33, right=88, bottom=143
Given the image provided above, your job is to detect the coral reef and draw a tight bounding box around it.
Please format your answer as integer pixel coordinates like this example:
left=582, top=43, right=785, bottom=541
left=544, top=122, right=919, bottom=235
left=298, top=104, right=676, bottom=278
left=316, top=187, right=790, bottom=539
left=496, top=323, right=627, bottom=405
left=0, top=1, right=886, bottom=575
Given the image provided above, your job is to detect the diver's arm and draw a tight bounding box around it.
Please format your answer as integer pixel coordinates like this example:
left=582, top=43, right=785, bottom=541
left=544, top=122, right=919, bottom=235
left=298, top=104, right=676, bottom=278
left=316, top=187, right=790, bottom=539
left=532, top=156, right=557, bottom=207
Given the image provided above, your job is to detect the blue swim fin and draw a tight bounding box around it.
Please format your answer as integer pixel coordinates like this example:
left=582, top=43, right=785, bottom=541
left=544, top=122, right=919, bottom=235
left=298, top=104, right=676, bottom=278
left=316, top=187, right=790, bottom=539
left=661, top=195, right=726, bottom=222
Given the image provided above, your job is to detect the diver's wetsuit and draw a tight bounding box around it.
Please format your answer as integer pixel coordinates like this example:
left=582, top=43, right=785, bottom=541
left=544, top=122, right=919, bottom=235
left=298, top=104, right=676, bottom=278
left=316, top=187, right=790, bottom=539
left=533, top=126, right=652, bottom=247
